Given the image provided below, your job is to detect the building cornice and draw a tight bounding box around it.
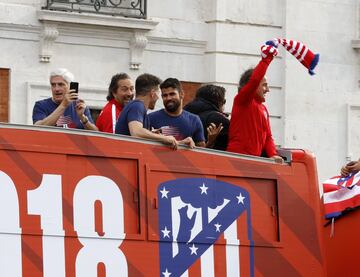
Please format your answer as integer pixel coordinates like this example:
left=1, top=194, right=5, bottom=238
left=37, top=10, right=159, bottom=69
left=37, top=10, right=158, bottom=30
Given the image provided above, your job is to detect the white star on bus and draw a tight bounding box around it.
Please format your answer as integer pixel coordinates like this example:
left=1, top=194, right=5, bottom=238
left=199, top=183, right=208, bottom=194
left=161, top=226, right=171, bottom=238
left=214, top=223, right=221, bottom=232
left=236, top=193, right=245, bottom=205
left=160, top=187, right=169, bottom=198
left=162, top=268, right=171, bottom=277
left=189, top=243, right=198, bottom=255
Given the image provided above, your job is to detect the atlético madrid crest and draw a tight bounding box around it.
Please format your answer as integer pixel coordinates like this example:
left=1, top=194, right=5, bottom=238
left=158, top=178, right=254, bottom=277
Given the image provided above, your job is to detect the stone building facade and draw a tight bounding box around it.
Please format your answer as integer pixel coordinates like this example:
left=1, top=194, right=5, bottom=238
left=0, top=0, right=359, bottom=182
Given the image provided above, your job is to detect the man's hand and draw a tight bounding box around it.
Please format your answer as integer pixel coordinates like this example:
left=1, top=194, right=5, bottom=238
left=206, top=123, right=223, bottom=148
left=179, top=137, right=195, bottom=149
left=61, top=88, right=78, bottom=107
left=341, top=161, right=360, bottom=177
left=162, top=135, right=178, bottom=150
left=271, top=155, right=284, bottom=164
left=75, top=99, right=86, bottom=118
left=261, top=45, right=278, bottom=62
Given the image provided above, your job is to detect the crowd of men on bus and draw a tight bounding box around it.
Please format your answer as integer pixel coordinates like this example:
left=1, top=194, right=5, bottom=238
left=32, top=43, right=285, bottom=163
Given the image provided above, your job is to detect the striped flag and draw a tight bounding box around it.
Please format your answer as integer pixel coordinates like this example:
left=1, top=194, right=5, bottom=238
left=265, top=38, right=320, bottom=75
left=323, top=172, right=360, bottom=219
left=56, top=115, right=76, bottom=128
left=160, top=126, right=184, bottom=141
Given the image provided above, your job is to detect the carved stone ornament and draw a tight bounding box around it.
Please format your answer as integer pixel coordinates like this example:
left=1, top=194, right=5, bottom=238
left=39, top=23, right=59, bottom=63
left=129, top=31, right=148, bottom=70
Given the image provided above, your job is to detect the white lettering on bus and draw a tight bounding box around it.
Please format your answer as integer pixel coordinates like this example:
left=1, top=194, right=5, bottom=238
left=0, top=172, right=128, bottom=276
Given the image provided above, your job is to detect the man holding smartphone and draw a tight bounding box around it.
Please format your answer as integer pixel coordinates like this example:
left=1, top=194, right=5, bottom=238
left=32, top=68, right=98, bottom=130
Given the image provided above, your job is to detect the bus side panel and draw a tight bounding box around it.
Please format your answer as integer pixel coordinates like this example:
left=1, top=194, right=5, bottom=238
left=0, top=127, right=327, bottom=276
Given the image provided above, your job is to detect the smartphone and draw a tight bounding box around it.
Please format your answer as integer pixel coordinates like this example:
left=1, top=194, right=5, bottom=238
left=70, top=82, right=79, bottom=94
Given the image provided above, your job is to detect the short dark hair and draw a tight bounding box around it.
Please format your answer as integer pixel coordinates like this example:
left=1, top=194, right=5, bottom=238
left=238, top=68, right=254, bottom=91
left=196, top=84, right=226, bottom=109
left=135, top=73, right=162, bottom=96
left=160, top=78, right=182, bottom=92
left=107, top=73, right=131, bottom=101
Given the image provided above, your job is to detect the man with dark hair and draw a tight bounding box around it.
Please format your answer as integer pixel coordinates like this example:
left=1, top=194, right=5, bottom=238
left=149, top=78, right=205, bottom=147
left=115, top=73, right=180, bottom=149
left=184, top=84, right=229, bottom=150
left=227, top=45, right=283, bottom=162
left=96, top=73, right=134, bottom=133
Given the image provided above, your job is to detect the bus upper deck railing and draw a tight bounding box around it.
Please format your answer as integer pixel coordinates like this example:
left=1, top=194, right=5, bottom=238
left=0, top=123, right=293, bottom=163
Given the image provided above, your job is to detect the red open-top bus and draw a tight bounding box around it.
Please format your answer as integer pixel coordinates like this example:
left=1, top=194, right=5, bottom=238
left=0, top=123, right=336, bottom=276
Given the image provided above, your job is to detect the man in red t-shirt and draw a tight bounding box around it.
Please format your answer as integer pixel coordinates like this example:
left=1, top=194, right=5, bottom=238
left=96, top=73, right=134, bottom=133
left=227, top=45, right=283, bottom=163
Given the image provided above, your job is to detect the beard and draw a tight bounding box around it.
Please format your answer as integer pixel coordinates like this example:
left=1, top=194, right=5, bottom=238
left=165, top=100, right=181, bottom=113
left=121, top=96, right=133, bottom=106
left=117, top=94, right=134, bottom=107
